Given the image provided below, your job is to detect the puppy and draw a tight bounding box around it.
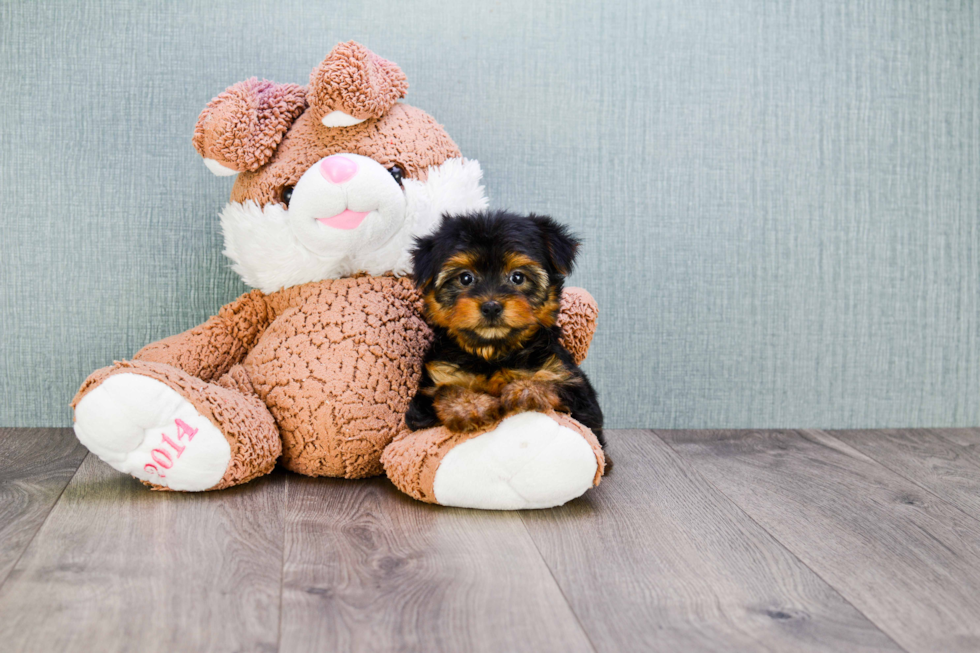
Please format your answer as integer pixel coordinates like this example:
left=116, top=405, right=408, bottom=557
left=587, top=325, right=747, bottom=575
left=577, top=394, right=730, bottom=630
left=405, top=210, right=605, bottom=448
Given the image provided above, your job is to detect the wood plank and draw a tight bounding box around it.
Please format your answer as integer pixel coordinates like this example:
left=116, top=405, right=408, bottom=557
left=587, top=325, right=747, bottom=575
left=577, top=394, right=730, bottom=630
left=0, top=456, right=286, bottom=653
left=660, top=428, right=980, bottom=653
left=927, top=427, right=980, bottom=451
left=0, top=428, right=87, bottom=587
left=833, top=428, right=980, bottom=521
left=520, top=430, right=901, bottom=653
left=279, top=475, right=595, bottom=653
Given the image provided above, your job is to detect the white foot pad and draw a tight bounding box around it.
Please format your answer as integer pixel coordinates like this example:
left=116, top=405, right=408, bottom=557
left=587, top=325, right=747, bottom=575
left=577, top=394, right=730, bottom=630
left=73, top=373, right=231, bottom=491
left=432, top=412, right=599, bottom=510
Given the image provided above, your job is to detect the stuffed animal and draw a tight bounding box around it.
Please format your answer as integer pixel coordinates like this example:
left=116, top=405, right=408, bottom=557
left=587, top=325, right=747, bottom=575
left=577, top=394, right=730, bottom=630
left=71, top=42, right=605, bottom=510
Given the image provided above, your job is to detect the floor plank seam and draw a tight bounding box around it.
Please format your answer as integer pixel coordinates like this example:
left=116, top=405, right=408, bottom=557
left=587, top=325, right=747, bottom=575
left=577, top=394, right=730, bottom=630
left=0, top=451, right=89, bottom=593
left=7, top=428, right=975, bottom=651
left=817, top=430, right=980, bottom=530
left=648, top=430, right=914, bottom=653
left=276, top=474, right=289, bottom=653
left=517, top=515, right=600, bottom=653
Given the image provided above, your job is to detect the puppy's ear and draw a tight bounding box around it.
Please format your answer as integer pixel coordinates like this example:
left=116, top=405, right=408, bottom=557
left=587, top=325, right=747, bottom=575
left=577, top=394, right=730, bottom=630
left=411, top=233, right=439, bottom=290
left=530, top=214, right=580, bottom=276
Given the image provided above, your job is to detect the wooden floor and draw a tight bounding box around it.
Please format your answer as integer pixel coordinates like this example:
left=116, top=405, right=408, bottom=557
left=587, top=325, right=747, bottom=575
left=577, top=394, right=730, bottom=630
left=2, top=428, right=980, bottom=652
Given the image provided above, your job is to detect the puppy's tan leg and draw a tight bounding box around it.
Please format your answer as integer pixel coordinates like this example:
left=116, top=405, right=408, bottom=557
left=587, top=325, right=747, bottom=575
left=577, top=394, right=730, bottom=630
left=499, top=379, right=565, bottom=414
left=433, top=386, right=502, bottom=433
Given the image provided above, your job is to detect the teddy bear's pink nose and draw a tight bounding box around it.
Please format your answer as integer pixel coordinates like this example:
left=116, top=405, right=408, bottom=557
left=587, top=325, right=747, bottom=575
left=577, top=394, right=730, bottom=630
left=319, top=155, right=358, bottom=184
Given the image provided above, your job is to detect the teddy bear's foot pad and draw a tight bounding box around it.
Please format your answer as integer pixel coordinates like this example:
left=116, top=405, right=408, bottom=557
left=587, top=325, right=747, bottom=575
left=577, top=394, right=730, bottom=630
left=432, top=412, right=599, bottom=510
left=73, top=373, right=231, bottom=491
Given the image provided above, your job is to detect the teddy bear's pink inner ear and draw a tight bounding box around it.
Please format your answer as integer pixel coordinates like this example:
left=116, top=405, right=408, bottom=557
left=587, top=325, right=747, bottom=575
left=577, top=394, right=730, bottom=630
left=307, top=41, right=408, bottom=128
left=193, top=78, right=308, bottom=175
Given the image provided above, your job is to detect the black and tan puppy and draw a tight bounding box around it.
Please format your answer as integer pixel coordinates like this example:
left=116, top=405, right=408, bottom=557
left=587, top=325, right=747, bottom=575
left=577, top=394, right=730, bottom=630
left=405, top=210, right=604, bottom=447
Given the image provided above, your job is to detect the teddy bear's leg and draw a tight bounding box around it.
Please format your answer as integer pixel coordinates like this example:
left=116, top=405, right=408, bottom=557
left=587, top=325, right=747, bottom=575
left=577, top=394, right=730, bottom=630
left=382, top=411, right=605, bottom=510
left=72, top=360, right=280, bottom=491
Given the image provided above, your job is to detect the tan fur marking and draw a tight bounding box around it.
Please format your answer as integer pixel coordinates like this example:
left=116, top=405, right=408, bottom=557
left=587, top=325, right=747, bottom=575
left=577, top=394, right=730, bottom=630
left=427, top=355, right=577, bottom=402
left=447, top=296, right=485, bottom=332
left=504, top=253, right=548, bottom=287
left=500, top=296, right=535, bottom=329
left=423, top=290, right=453, bottom=328
left=532, top=288, right=561, bottom=328
left=485, top=355, right=578, bottom=392
left=500, top=379, right=565, bottom=414
left=445, top=251, right=479, bottom=271
left=433, top=385, right=502, bottom=432
left=449, top=295, right=541, bottom=360
left=425, top=361, right=487, bottom=391
left=434, top=252, right=478, bottom=289
left=503, top=253, right=537, bottom=271
left=473, top=326, right=511, bottom=339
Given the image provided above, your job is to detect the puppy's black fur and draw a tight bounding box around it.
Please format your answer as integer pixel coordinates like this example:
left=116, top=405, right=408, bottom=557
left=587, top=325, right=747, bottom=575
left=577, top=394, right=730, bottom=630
left=405, top=210, right=604, bottom=446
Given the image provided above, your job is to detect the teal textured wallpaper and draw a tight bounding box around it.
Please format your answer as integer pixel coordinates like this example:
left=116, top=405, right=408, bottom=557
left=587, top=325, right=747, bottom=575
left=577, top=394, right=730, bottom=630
left=1, top=0, right=977, bottom=427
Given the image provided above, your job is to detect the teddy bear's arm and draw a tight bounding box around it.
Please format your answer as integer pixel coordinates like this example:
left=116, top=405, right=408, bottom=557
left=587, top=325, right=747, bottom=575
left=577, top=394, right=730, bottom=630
left=557, top=287, right=599, bottom=366
left=131, top=289, right=273, bottom=382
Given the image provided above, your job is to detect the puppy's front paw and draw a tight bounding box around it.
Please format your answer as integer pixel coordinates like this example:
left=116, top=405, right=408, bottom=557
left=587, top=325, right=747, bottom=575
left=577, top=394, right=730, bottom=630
left=500, top=380, right=564, bottom=415
left=433, top=386, right=502, bottom=433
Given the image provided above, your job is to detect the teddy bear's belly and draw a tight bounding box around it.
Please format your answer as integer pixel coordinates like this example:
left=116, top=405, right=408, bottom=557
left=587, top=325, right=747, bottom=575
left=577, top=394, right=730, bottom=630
left=241, top=277, right=432, bottom=478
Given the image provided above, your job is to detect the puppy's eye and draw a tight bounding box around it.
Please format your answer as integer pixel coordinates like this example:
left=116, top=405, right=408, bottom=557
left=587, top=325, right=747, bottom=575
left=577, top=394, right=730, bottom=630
left=509, top=271, right=526, bottom=285
left=388, top=165, right=405, bottom=186
left=281, top=185, right=295, bottom=207
left=458, top=272, right=474, bottom=287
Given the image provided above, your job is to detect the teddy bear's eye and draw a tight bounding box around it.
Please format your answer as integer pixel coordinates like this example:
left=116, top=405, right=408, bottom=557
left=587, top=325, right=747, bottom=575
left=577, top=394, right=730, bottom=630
left=281, top=185, right=295, bottom=207
left=388, top=165, right=405, bottom=186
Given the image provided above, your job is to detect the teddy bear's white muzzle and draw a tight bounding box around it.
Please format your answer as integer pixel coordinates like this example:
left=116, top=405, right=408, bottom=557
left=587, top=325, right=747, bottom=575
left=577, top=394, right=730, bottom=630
left=286, top=152, right=406, bottom=259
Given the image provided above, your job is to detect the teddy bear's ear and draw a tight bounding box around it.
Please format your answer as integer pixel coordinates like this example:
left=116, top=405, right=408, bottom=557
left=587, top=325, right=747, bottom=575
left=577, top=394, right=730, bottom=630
left=307, top=41, right=408, bottom=128
left=193, top=78, right=308, bottom=176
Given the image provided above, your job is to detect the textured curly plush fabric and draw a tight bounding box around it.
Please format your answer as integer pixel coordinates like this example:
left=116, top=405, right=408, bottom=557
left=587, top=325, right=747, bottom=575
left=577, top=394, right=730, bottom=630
left=381, top=411, right=605, bottom=505
left=307, top=41, right=408, bottom=124
left=112, top=276, right=428, bottom=479
left=132, top=288, right=273, bottom=381
left=71, top=360, right=281, bottom=491
left=556, top=287, right=599, bottom=366
left=194, top=42, right=462, bottom=206
left=244, top=275, right=432, bottom=478
left=191, top=43, right=458, bottom=207
left=228, top=105, right=461, bottom=206
left=192, top=78, right=307, bottom=172
left=132, top=275, right=434, bottom=478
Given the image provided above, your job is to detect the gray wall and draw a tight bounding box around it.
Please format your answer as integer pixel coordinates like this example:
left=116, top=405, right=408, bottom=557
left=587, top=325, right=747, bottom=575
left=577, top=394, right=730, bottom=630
left=1, top=0, right=978, bottom=428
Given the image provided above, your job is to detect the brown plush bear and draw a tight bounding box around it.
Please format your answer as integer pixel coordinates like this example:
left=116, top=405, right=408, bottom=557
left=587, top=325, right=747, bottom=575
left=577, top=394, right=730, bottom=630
left=71, top=42, right=605, bottom=510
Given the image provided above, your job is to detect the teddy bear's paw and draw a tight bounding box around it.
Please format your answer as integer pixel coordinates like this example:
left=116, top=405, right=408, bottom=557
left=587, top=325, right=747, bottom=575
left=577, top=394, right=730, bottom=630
left=433, top=412, right=599, bottom=510
left=73, top=373, right=231, bottom=491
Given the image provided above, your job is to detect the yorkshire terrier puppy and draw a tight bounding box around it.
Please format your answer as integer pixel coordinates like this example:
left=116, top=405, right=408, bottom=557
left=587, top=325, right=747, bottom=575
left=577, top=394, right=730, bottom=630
left=405, top=210, right=604, bottom=448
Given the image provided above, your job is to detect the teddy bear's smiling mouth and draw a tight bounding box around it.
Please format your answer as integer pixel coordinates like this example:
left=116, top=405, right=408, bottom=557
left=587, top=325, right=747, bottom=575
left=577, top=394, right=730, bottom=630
left=316, top=209, right=370, bottom=230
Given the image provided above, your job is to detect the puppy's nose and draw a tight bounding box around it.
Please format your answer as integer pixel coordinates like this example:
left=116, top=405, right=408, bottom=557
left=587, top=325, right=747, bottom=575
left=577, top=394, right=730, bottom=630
left=481, top=300, right=503, bottom=320
left=319, top=155, right=357, bottom=184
